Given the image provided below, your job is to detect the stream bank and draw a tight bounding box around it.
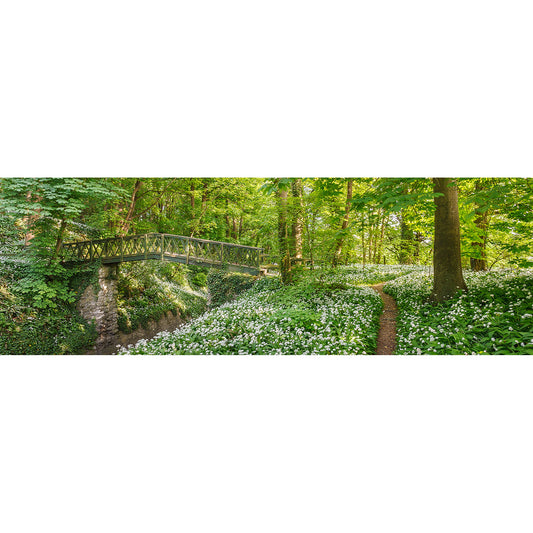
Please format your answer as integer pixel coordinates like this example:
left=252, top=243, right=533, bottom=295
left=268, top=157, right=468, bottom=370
left=86, top=310, right=188, bottom=354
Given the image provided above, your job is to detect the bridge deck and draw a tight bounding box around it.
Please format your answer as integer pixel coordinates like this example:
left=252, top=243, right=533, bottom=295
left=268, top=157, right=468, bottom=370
left=61, top=233, right=264, bottom=275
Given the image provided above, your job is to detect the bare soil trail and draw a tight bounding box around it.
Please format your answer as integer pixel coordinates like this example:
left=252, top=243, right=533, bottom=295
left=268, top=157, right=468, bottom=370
left=371, top=283, right=398, bottom=355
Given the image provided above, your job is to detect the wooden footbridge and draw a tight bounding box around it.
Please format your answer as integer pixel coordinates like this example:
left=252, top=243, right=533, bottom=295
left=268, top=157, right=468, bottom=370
left=61, top=233, right=265, bottom=275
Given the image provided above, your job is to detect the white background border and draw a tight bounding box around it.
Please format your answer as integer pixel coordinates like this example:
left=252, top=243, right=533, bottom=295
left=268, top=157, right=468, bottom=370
left=1, top=1, right=532, bottom=532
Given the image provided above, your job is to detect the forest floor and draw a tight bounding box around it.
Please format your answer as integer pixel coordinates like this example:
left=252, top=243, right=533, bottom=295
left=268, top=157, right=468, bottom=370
left=372, top=283, right=398, bottom=355
left=117, top=266, right=533, bottom=355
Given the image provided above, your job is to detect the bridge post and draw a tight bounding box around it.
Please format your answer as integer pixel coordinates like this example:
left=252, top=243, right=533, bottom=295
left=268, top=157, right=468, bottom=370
left=161, top=234, right=164, bottom=260
left=77, top=264, right=120, bottom=353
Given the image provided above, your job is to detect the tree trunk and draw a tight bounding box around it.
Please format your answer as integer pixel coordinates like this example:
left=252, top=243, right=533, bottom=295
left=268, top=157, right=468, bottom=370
left=120, top=179, right=143, bottom=235
left=225, top=199, right=231, bottom=239
left=372, top=213, right=381, bottom=263
left=305, top=210, right=316, bottom=270
left=277, top=186, right=292, bottom=284
left=291, top=178, right=304, bottom=266
left=413, top=231, right=423, bottom=264
left=367, top=214, right=374, bottom=264
left=376, top=214, right=386, bottom=264
left=470, top=180, right=489, bottom=271
left=431, top=178, right=467, bottom=302
left=361, top=213, right=366, bottom=268
left=201, top=180, right=208, bottom=212
left=53, top=218, right=68, bottom=257
left=332, top=178, right=353, bottom=266
left=399, top=214, right=413, bottom=264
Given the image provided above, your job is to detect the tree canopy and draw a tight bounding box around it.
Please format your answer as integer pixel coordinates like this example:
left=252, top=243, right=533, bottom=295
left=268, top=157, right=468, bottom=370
left=1, top=177, right=531, bottom=298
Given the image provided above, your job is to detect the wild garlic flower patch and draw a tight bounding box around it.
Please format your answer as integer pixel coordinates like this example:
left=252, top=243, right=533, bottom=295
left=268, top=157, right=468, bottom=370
left=384, top=269, right=533, bottom=355
left=311, top=264, right=426, bottom=286
left=118, top=283, right=383, bottom=355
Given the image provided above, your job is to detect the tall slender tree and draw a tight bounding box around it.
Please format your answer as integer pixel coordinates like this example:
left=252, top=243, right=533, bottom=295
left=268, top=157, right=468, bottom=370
left=277, top=182, right=292, bottom=284
left=470, top=179, right=489, bottom=271
left=332, top=178, right=353, bottom=266
left=291, top=178, right=304, bottom=266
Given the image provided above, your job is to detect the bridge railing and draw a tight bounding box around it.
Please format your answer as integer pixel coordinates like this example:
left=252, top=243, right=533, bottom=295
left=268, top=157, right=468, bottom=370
left=61, top=233, right=263, bottom=270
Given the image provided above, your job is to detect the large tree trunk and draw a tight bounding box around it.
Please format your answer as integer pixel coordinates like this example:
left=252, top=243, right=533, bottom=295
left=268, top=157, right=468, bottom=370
left=431, top=178, right=467, bottom=302
left=332, top=178, right=353, bottom=266
left=291, top=178, right=304, bottom=266
left=277, top=186, right=292, bottom=284
left=470, top=179, right=489, bottom=271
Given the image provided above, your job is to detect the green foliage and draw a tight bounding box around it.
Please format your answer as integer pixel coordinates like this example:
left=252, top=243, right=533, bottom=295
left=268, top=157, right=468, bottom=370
left=0, top=177, right=121, bottom=258
left=0, top=252, right=101, bottom=353
left=0, top=309, right=97, bottom=355
left=13, top=260, right=76, bottom=309
left=190, top=269, right=208, bottom=288
left=120, top=266, right=384, bottom=355
left=117, top=261, right=207, bottom=333
left=385, top=269, right=533, bottom=355
left=207, top=270, right=258, bottom=308
left=1, top=177, right=532, bottom=355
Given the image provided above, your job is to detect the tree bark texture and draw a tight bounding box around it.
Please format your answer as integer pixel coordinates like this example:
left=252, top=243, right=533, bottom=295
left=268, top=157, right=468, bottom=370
left=431, top=178, right=467, bottom=302
left=333, top=178, right=353, bottom=266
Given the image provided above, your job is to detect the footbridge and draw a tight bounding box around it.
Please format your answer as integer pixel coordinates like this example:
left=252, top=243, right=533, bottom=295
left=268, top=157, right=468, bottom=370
left=61, top=233, right=264, bottom=275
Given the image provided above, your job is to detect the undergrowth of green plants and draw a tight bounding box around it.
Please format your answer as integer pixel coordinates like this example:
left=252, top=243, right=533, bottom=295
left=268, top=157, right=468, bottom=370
left=116, top=261, right=208, bottom=333
left=385, top=269, right=533, bottom=355
left=119, top=266, right=387, bottom=355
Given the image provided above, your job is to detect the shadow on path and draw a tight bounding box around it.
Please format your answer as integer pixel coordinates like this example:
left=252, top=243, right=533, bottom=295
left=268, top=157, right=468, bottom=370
left=371, top=283, right=398, bottom=355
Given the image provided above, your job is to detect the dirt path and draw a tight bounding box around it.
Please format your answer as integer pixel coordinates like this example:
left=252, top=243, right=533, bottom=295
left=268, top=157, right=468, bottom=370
left=371, top=283, right=398, bottom=355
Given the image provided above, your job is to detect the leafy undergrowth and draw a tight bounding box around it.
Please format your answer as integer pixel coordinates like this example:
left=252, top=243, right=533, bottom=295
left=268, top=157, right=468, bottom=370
left=119, top=273, right=384, bottom=355
left=207, top=270, right=258, bottom=308
left=0, top=311, right=97, bottom=355
left=0, top=256, right=98, bottom=354
left=384, top=269, right=533, bottom=355
left=117, top=262, right=208, bottom=333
